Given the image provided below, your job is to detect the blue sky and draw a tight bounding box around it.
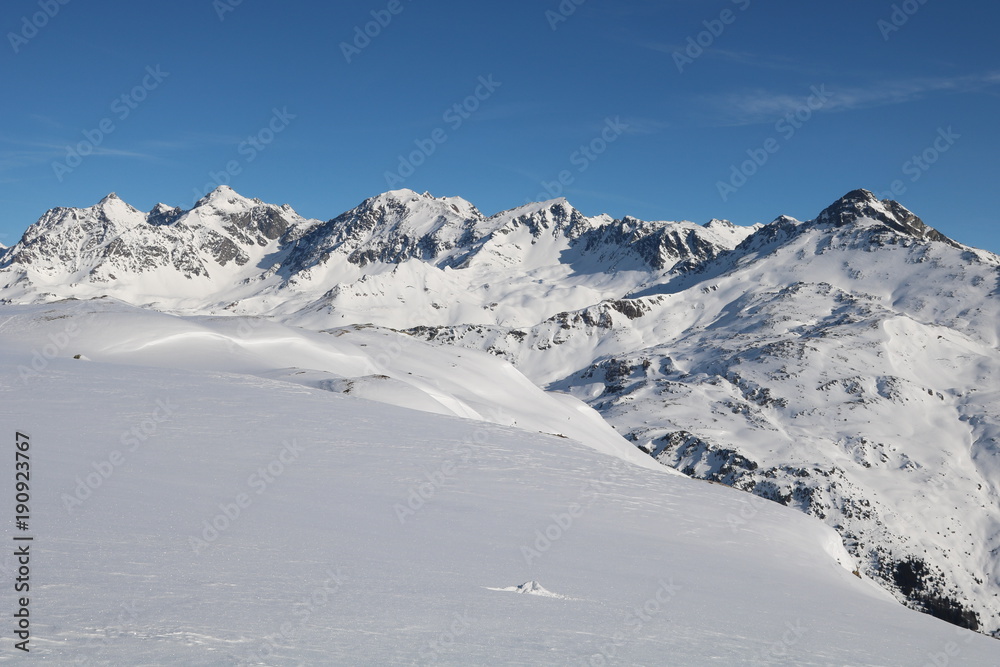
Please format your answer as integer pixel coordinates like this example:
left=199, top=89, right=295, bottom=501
left=2, top=0, right=998, bottom=252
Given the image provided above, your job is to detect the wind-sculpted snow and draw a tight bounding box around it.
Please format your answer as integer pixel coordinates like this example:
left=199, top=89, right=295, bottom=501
left=0, top=300, right=654, bottom=469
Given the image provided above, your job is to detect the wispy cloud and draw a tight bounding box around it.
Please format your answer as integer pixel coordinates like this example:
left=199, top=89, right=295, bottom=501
left=28, top=114, right=70, bottom=131
left=619, top=117, right=671, bottom=135
left=151, top=132, right=247, bottom=148
left=0, top=139, right=158, bottom=173
left=0, top=139, right=71, bottom=171
left=0, top=130, right=243, bottom=174
left=692, top=71, right=1000, bottom=126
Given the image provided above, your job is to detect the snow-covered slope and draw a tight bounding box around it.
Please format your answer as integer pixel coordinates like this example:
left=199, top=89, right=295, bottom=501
left=411, top=190, right=1000, bottom=635
left=4, top=300, right=653, bottom=468
left=1, top=302, right=997, bottom=665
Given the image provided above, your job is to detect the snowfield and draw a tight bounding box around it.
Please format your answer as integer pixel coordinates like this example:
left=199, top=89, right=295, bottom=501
left=1, top=301, right=998, bottom=665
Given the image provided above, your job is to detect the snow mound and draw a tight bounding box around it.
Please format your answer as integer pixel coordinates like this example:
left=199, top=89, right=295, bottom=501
left=487, top=581, right=572, bottom=599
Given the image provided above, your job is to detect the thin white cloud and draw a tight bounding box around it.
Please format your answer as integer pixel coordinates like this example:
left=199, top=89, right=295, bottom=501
left=694, top=72, right=1000, bottom=126
left=0, top=131, right=230, bottom=173
left=0, top=142, right=155, bottom=172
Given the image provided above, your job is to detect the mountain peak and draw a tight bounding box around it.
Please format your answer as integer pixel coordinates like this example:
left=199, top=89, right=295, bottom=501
left=704, top=218, right=737, bottom=230
left=376, top=188, right=421, bottom=202
left=841, top=188, right=878, bottom=204
left=93, top=192, right=140, bottom=217
left=356, top=190, right=483, bottom=225
left=815, top=189, right=882, bottom=227
left=502, top=197, right=574, bottom=219
left=815, top=189, right=957, bottom=246
left=194, top=185, right=254, bottom=209
left=96, top=192, right=131, bottom=209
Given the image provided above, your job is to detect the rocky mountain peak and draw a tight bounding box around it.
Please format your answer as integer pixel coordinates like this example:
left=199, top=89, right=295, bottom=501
left=815, top=189, right=957, bottom=246
left=703, top=218, right=735, bottom=229
left=193, top=185, right=257, bottom=210
left=147, top=203, right=184, bottom=227
left=93, top=191, right=141, bottom=217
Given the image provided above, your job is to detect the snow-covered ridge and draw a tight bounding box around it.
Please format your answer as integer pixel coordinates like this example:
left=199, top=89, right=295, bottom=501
left=0, top=187, right=758, bottom=326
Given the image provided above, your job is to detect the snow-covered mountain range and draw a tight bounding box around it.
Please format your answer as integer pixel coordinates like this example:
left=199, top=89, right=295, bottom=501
left=3, top=186, right=999, bottom=642
left=0, top=186, right=757, bottom=327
